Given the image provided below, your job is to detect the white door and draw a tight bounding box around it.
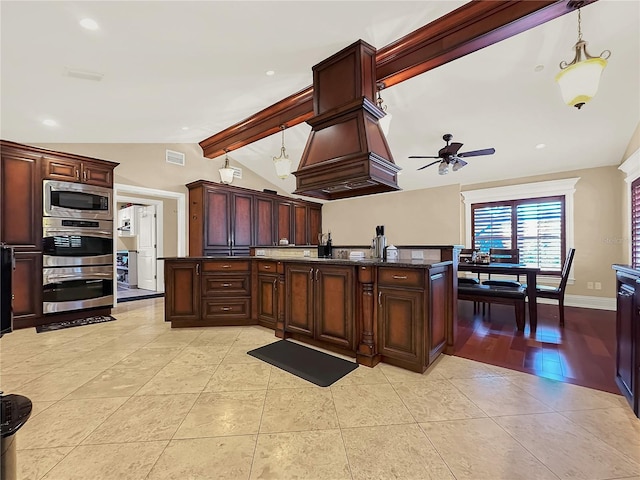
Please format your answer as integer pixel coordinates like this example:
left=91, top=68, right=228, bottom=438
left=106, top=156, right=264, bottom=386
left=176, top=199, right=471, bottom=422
left=137, top=205, right=157, bottom=291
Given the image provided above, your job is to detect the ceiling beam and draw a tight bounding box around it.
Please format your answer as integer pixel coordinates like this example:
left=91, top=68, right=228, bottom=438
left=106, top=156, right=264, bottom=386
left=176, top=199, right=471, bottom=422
left=199, top=0, right=597, bottom=159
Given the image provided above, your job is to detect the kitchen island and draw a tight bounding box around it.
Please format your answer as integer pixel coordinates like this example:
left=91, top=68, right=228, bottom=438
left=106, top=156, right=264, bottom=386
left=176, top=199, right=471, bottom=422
left=164, top=250, right=456, bottom=373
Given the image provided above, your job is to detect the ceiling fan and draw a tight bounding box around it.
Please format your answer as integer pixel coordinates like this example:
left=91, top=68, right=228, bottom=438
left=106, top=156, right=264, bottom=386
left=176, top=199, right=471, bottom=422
left=409, top=134, right=495, bottom=175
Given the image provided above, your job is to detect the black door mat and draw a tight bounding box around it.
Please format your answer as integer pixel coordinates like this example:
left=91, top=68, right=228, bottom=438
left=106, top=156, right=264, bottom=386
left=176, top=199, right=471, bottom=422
left=247, top=340, right=358, bottom=387
left=36, top=315, right=116, bottom=333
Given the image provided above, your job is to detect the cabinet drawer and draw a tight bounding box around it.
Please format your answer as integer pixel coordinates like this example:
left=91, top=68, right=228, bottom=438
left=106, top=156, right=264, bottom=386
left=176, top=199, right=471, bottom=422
left=202, top=274, right=250, bottom=296
left=202, top=298, right=251, bottom=319
left=202, top=260, right=250, bottom=272
left=257, top=261, right=278, bottom=273
left=378, top=268, right=424, bottom=288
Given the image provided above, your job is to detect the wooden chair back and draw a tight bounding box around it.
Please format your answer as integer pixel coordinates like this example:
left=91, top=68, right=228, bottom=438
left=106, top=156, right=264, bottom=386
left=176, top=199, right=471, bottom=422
left=557, top=248, right=576, bottom=294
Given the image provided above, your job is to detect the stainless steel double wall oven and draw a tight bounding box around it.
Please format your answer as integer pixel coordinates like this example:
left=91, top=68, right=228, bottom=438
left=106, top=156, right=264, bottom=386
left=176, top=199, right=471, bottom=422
left=42, top=180, right=114, bottom=313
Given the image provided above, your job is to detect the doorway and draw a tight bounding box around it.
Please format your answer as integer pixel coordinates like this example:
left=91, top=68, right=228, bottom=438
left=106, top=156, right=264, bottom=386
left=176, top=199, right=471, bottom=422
left=113, top=184, right=186, bottom=304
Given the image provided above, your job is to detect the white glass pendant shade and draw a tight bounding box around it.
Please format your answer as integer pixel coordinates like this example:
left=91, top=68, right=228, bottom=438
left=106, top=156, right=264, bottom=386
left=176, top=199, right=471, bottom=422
left=273, top=153, right=292, bottom=179
left=219, top=154, right=234, bottom=184
left=556, top=57, right=607, bottom=109
left=438, top=162, right=448, bottom=175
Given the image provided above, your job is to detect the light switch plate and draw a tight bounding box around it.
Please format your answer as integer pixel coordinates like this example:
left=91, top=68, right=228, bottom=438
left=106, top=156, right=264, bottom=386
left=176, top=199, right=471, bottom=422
left=411, top=250, right=424, bottom=260
left=256, top=249, right=266, bottom=256
left=303, top=250, right=311, bottom=257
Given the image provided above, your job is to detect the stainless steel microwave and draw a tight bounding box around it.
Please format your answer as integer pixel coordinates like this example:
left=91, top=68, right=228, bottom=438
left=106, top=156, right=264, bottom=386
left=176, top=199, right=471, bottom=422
left=43, top=180, right=112, bottom=220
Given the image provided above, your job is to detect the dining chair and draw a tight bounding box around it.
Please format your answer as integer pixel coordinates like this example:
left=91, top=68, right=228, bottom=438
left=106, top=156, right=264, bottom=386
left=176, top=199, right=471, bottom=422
left=482, top=248, right=522, bottom=288
left=536, top=248, right=576, bottom=326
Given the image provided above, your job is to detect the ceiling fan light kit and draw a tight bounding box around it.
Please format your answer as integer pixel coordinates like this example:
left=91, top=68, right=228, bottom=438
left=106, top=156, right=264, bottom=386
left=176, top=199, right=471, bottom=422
left=556, top=6, right=610, bottom=109
left=409, top=133, right=495, bottom=175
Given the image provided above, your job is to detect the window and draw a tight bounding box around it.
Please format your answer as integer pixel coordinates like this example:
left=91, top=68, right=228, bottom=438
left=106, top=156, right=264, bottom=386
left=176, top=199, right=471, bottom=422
left=632, top=177, right=640, bottom=268
left=472, top=196, right=565, bottom=273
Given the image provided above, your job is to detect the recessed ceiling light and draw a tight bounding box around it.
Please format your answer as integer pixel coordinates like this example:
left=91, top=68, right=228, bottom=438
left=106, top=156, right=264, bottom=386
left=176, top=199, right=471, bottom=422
left=79, top=18, right=99, bottom=30
left=42, top=119, right=58, bottom=127
left=266, top=70, right=275, bottom=76
left=535, top=143, right=546, bottom=149
left=534, top=64, right=544, bottom=72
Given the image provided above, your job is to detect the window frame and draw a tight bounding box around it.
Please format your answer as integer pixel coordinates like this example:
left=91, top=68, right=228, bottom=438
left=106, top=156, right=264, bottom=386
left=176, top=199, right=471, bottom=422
left=461, top=177, right=579, bottom=280
left=470, top=195, right=566, bottom=274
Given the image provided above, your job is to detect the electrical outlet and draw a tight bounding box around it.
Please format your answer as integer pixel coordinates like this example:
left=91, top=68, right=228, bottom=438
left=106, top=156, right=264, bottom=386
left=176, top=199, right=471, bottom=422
left=303, top=250, right=311, bottom=257
left=595, top=282, right=602, bottom=290
left=256, top=249, right=266, bottom=256
left=587, top=281, right=593, bottom=289
left=411, top=250, right=424, bottom=260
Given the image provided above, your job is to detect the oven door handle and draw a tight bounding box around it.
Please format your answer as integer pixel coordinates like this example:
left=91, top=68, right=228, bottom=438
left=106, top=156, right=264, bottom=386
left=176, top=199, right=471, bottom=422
left=44, top=272, right=113, bottom=282
left=43, top=229, right=113, bottom=238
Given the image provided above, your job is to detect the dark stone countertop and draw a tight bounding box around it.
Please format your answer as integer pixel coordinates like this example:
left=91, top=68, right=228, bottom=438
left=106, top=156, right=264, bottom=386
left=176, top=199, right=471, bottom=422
left=162, top=256, right=452, bottom=269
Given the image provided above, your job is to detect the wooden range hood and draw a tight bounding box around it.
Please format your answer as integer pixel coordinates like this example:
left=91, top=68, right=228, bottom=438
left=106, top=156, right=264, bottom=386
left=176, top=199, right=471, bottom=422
left=292, top=40, right=400, bottom=200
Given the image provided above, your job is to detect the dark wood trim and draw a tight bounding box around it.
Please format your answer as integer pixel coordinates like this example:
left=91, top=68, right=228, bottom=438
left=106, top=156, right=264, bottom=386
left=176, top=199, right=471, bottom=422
left=198, top=0, right=596, bottom=159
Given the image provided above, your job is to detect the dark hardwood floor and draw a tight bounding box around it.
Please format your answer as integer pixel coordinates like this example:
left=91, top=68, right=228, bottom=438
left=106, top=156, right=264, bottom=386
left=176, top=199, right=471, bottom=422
left=454, top=300, right=619, bottom=394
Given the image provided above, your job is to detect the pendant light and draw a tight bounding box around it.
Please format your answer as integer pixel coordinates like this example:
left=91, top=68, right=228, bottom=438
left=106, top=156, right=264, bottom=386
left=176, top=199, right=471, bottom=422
left=273, top=125, right=292, bottom=179
left=376, top=83, right=392, bottom=136
left=219, top=151, right=234, bottom=184
left=556, top=6, right=611, bottom=109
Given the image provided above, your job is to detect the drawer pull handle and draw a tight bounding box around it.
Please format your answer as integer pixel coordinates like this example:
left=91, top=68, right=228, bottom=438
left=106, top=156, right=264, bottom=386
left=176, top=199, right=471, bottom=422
left=264, top=265, right=271, bottom=269
left=273, top=279, right=277, bottom=290
left=222, top=265, right=231, bottom=269
left=378, top=291, right=382, bottom=306
left=393, top=275, right=408, bottom=280
left=222, top=283, right=232, bottom=287
left=221, top=307, right=231, bottom=311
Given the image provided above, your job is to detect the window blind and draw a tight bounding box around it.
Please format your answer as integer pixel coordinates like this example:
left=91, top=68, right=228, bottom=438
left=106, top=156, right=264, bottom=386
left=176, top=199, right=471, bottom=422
left=632, top=178, right=640, bottom=268
left=472, top=196, right=565, bottom=273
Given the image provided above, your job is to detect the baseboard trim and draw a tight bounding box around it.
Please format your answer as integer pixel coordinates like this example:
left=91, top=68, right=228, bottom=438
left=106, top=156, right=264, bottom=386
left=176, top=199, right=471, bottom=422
left=537, top=294, right=616, bottom=311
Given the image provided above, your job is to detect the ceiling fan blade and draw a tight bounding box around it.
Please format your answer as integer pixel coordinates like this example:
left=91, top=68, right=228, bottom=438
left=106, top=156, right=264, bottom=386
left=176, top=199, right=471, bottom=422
left=441, top=142, right=463, bottom=155
left=417, top=160, right=441, bottom=171
left=457, top=148, right=496, bottom=158
left=408, top=155, right=440, bottom=159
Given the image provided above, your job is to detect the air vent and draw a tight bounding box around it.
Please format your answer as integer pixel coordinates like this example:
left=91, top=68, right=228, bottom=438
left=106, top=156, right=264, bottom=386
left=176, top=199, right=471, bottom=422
left=231, top=166, right=242, bottom=179
left=65, top=67, right=104, bottom=82
left=166, top=149, right=185, bottom=166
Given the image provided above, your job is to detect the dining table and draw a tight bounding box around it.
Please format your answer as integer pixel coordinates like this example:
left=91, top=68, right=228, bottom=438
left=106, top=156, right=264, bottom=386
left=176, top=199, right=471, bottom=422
left=457, top=262, right=541, bottom=330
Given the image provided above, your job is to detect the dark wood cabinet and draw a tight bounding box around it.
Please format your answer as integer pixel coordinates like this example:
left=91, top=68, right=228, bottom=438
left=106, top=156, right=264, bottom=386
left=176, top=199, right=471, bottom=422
left=165, top=258, right=252, bottom=327
left=428, top=267, right=449, bottom=364
left=12, top=252, right=42, bottom=325
left=285, top=263, right=354, bottom=349
left=256, top=261, right=278, bottom=328
left=277, top=201, right=293, bottom=243
left=42, top=156, right=113, bottom=187
left=164, top=260, right=201, bottom=323
left=187, top=181, right=322, bottom=256
left=254, top=196, right=275, bottom=247
left=613, top=265, right=640, bottom=418
left=0, top=147, right=42, bottom=251
left=377, top=267, right=425, bottom=372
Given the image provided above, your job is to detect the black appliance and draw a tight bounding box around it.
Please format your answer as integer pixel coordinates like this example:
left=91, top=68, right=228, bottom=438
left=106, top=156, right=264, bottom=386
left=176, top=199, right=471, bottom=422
left=0, top=245, right=13, bottom=336
left=43, top=180, right=112, bottom=220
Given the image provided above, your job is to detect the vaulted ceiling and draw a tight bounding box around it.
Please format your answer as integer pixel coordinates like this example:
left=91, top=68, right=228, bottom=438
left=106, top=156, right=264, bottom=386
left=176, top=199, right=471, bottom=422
left=2, top=1, right=638, bottom=197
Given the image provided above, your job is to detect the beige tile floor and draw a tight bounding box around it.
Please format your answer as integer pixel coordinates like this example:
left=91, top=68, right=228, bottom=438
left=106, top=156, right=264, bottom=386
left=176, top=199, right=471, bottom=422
left=1, top=298, right=639, bottom=480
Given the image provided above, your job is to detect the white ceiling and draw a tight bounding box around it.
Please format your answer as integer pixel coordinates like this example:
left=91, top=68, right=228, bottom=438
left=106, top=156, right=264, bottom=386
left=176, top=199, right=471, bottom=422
left=1, top=1, right=638, bottom=196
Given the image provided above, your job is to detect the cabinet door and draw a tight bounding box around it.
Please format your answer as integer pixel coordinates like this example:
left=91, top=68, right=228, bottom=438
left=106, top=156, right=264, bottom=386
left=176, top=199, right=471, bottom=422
left=616, top=279, right=635, bottom=403
left=204, top=189, right=231, bottom=249
left=42, top=157, right=80, bottom=182
left=1, top=151, right=42, bottom=250
left=232, top=193, right=253, bottom=248
left=277, top=201, right=292, bottom=243
left=12, top=252, right=42, bottom=323
left=82, top=162, right=113, bottom=187
left=308, top=205, right=322, bottom=246
left=285, top=264, right=314, bottom=336
left=378, top=288, right=424, bottom=367
left=314, top=265, right=354, bottom=349
left=165, top=261, right=200, bottom=322
left=428, top=270, right=448, bottom=363
left=293, top=204, right=308, bottom=245
left=257, top=273, right=278, bottom=328
left=254, top=196, right=275, bottom=246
